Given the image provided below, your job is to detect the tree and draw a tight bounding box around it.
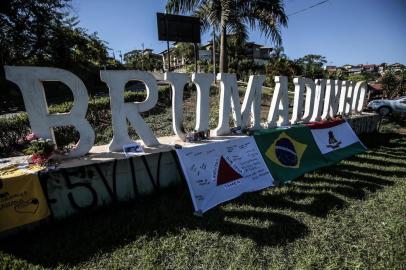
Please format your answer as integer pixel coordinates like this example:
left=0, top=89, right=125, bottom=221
left=347, top=71, right=380, bottom=82
left=328, top=69, right=348, bottom=80
left=0, top=0, right=118, bottom=111
left=295, top=54, right=327, bottom=79
left=174, top=42, right=195, bottom=64
left=381, top=71, right=400, bottom=98
left=0, top=0, right=70, bottom=66
left=267, top=47, right=295, bottom=75
left=125, top=52, right=162, bottom=71
left=166, top=0, right=288, bottom=72
left=347, top=73, right=368, bottom=82
left=399, top=67, right=406, bottom=97
left=265, top=47, right=299, bottom=86
left=1, top=0, right=71, bottom=111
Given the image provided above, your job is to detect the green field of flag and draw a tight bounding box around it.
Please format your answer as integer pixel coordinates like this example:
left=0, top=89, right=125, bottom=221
left=254, top=125, right=327, bottom=184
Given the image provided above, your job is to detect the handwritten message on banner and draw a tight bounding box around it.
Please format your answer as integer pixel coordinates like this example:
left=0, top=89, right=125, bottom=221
left=175, top=136, right=274, bottom=213
left=0, top=165, right=50, bottom=233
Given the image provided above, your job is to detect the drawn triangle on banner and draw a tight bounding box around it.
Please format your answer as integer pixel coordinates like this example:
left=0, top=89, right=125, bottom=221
left=216, top=156, right=243, bottom=186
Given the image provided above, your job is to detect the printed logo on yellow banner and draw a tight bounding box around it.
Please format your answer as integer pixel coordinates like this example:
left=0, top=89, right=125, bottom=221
left=0, top=165, right=50, bottom=233
left=265, top=132, right=307, bottom=168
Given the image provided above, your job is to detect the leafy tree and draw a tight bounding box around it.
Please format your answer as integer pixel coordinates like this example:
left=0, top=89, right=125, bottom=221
left=347, top=73, right=369, bottom=82
left=126, top=52, right=162, bottom=71
left=174, top=43, right=195, bottom=61
left=229, top=59, right=265, bottom=81
left=0, top=0, right=119, bottom=111
left=347, top=72, right=380, bottom=82
left=399, top=67, right=406, bottom=97
left=166, top=0, right=288, bottom=72
left=1, top=1, right=114, bottom=76
left=381, top=71, right=400, bottom=98
left=294, top=54, right=327, bottom=79
left=265, top=47, right=299, bottom=86
left=1, top=0, right=71, bottom=111
left=173, top=42, right=196, bottom=67
left=0, top=0, right=70, bottom=66
left=327, top=69, right=348, bottom=80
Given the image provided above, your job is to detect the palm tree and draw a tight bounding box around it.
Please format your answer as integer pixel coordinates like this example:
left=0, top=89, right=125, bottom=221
left=266, top=47, right=298, bottom=83
left=166, top=0, right=288, bottom=73
left=174, top=42, right=195, bottom=65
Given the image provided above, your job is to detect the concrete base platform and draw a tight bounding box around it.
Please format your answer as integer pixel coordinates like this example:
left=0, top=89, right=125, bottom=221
left=0, top=114, right=380, bottom=220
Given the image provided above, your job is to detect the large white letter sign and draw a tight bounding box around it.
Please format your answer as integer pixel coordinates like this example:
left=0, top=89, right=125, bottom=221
left=213, top=73, right=242, bottom=136
left=100, top=70, right=159, bottom=151
left=165, top=72, right=189, bottom=141
left=343, top=81, right=356, bottom=116
left=321, top=80, right=342, bottom=120
left=214, top=73, right=265, bottom=135
left=165, top=72, right=214, bottom=141
left=267, top=76, right=289, bottom=127
left=351, top=81, right=367, bottom=114
left=338, top=80, right=349, bottom=115
left=290, top=77, right=305, bottom=125
left=310, top=79, right=327, bottom=122
left=192, top=73, right=214, bottom=132
left=301, top=78, right=316, bottom=123
left=240, top=75, right=266, bottom=130
left=4, top=66, right=95, bottom=158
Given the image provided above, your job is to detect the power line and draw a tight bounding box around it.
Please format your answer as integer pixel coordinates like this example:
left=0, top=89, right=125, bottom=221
left=287, top=0, right=330, bottom=17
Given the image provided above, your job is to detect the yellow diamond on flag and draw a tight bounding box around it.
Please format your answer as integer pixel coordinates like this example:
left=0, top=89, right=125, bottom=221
left=265, top=132, right=307, bottom=168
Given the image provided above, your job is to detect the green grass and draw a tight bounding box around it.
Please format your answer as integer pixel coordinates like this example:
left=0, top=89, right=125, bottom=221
left=1, top=126, right=405, bottom=269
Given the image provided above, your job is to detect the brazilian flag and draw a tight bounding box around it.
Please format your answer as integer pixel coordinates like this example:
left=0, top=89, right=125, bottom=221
left=254, top=125, right=328, bottom=184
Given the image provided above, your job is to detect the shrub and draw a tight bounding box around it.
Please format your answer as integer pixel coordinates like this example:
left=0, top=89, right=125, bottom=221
left=0, top=113, right=30, bottom=149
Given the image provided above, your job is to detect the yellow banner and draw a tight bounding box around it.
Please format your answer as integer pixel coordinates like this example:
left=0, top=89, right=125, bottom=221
left=0, top=165, right=50, bottom=233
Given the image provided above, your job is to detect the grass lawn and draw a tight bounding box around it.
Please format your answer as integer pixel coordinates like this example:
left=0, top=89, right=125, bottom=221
left=0, top=123, right=405, bottom=269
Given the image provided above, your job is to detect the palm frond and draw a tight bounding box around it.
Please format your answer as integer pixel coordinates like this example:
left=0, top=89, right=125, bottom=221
left=166, top=0, right=204, bottom=14
left=239, top=0, right=287, bottom=45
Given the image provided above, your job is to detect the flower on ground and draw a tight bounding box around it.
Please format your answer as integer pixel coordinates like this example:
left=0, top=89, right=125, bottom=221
left=25, top=132, right=38, bottom=142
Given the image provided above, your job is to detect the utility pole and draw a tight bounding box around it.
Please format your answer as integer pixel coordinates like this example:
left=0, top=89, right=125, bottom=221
left=141, top=43, right=144, bottom=70
left=212, top=30, right=216, bottom=82
left=164, top=13, right=171, bottom=71
left=167, top=41, right=171, bottom=71
left=118, top=50, right=123, bottom=63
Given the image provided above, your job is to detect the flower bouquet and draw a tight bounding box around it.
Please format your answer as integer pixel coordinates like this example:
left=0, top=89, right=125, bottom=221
left=23, top=133, right=56, bottom=165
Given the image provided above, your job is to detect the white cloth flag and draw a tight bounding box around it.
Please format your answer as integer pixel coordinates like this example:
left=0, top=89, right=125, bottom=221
left=309, top=120, right=365, bottom=155
left=175, top=136, right=274, bottom=213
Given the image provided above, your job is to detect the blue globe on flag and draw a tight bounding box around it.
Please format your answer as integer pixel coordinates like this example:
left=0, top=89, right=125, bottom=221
left=275, top=138, right=298, bottom=166
left=265, top=132, right=308, bottom=169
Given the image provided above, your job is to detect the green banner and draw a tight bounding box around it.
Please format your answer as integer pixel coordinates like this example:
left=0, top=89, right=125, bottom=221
left=254, top=125, right=327, bottom=184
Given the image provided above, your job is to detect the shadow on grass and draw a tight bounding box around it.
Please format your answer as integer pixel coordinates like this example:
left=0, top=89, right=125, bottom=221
left=350, top=155, right=406, bottom=168
left=0, top=132, right=404, bottom=268
left=237, top=190, right=347, bottom=218
left=373, top=151, right=406, bottom=159
left=304, top=172, right=393, bottom=188
left=291, top=182, right=368, bottom=200
left=332, top=162, right=406, bottom=177
left=0, top=186, right=309, bottom=267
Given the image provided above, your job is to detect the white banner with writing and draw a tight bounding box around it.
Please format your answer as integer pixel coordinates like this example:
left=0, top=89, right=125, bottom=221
left=175, top=136, right=274, bottom=213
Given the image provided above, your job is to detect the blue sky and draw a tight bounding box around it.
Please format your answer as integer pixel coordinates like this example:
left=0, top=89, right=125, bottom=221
left=71, top=0, right=406, bottom=66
